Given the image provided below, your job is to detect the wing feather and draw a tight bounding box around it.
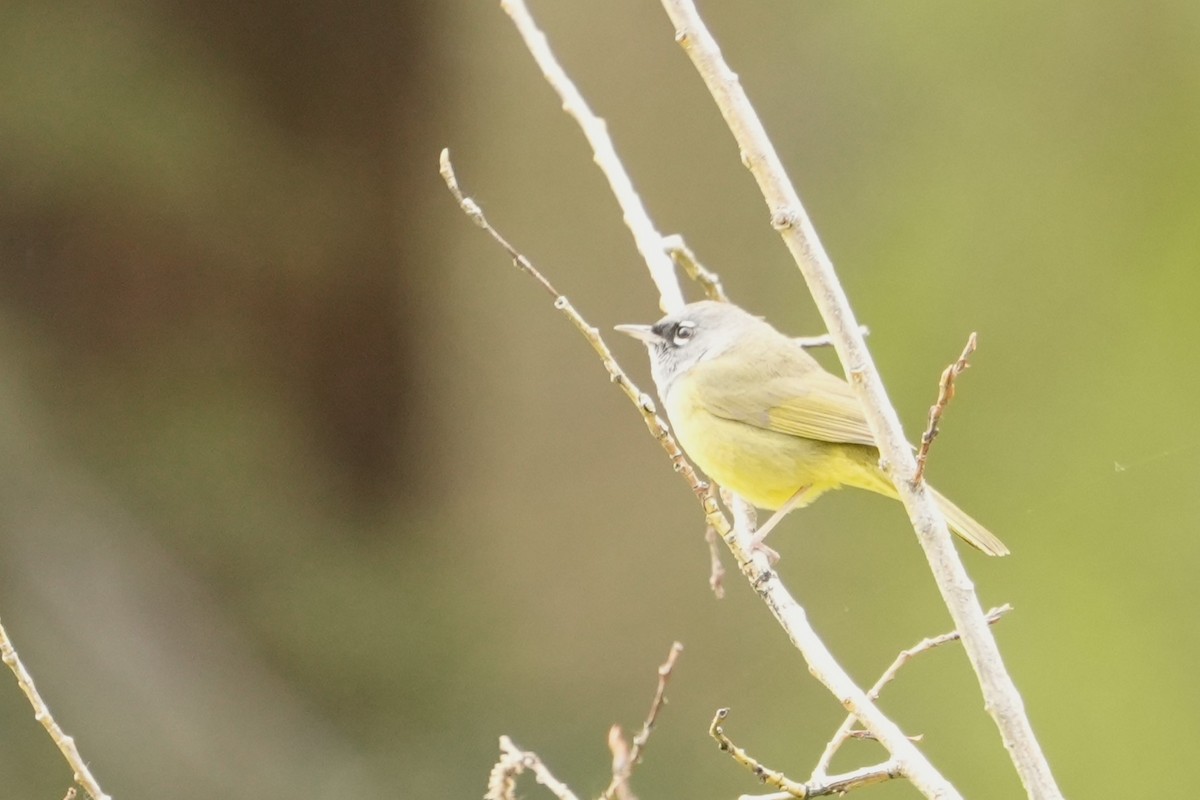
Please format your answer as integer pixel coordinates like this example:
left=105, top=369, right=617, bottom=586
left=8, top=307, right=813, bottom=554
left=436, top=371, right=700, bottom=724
left=694, top=344, right=879, bottom=448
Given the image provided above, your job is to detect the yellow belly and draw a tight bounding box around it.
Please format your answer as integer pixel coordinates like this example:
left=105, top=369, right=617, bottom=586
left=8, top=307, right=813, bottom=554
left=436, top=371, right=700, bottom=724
left=665, top=387, right=891, bottom=510
left=658, top=376, right=1009, bottom=556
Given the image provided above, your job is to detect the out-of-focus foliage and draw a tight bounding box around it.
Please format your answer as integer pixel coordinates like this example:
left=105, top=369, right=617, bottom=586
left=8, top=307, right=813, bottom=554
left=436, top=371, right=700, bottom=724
left=0, top=1, right=1197, bottom=798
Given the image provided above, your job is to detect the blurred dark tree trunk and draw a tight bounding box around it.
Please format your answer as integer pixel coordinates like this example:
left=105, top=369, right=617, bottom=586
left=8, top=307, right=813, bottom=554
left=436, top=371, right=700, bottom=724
left=0, top=0, right=440, bottom=518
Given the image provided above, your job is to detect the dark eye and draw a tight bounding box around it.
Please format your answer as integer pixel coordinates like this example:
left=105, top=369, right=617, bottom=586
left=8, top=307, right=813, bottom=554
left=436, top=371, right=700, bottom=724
left=672, top=322, right=696, bottom=346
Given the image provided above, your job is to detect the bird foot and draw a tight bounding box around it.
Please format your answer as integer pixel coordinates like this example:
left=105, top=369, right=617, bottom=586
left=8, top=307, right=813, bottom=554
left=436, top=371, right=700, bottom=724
left=750, top=538, right=781, bottom=565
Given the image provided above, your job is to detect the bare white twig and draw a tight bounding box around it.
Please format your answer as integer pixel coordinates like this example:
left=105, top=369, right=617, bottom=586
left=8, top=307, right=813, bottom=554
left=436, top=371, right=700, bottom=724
left=812, top=604, right=1013, bottom=781
left=0, top=617, right=110, bottom=800
left=658, top=2, right=1062, bottom=797
left=486, top=736, right=582, bottom=800
left=500, top=0, right=684, bottom=315
left=709, top=708, right=902, bottom=798
left=662, top=234, right=728, bottom=303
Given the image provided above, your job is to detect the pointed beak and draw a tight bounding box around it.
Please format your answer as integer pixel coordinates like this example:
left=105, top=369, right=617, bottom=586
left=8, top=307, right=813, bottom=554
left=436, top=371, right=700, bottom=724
left=614, top=323, right=662, bottom=346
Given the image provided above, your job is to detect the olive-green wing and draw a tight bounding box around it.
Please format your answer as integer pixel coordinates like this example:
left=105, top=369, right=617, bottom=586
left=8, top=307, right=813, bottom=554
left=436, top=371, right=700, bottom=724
left=696, top=348, right=879, bottom=448
left=763, top=370, right=878, bottom=446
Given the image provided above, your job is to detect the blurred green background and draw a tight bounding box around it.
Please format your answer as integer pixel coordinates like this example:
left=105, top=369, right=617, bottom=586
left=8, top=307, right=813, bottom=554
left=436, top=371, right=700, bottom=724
left=1, top=1, right=1197, bottom=797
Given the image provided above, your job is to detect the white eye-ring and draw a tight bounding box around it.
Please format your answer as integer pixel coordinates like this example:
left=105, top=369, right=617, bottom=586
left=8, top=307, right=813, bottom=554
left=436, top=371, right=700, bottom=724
left=673, top=321, right=696, bottom=346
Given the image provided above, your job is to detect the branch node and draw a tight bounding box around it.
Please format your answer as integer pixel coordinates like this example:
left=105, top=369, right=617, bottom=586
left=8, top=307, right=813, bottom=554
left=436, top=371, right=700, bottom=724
left=769, top=209, right=799, bottom=230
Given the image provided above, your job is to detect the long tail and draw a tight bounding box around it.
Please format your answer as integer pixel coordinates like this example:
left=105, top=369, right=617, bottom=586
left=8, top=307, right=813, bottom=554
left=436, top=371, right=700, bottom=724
left=928, top=487, right=1010, bottom=557
left=849, top=463, right=1010, bottom=556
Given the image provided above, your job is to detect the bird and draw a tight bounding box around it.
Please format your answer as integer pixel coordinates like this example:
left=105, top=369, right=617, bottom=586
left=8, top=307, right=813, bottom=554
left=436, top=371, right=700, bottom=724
left=616, top=300, right=1008, bottom=557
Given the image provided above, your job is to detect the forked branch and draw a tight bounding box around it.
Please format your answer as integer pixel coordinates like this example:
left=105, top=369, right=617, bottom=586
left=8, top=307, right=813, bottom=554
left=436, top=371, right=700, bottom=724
left=812, top=604, right=1013, bottom=781
left=710, top=708, right=902, bottom=798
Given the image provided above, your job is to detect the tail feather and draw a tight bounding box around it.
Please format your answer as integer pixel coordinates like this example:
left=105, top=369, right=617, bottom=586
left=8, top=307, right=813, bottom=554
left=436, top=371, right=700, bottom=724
left=929, top=487, right=1010, bottom=557
left=846, top=460, right=1010, bottom=556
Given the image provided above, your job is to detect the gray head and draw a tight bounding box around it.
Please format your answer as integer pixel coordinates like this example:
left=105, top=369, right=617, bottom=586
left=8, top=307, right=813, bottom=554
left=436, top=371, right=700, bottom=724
left=615, top=301, right=772, bottom=396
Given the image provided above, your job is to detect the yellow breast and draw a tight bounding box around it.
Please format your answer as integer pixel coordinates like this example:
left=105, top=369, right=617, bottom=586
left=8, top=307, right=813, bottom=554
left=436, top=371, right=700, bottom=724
left=663, top=374, right=886, bottom=510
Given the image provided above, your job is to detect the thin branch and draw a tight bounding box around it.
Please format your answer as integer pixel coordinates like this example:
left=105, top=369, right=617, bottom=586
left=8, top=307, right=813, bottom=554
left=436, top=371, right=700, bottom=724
left=658, top=2, right=1063, bottom=797
left=441, top=148, right=730, bottom=573
left=486, top=736, right=582, bottom=800
left=812, top=604, right=1013, bottom=780
left=662, top=234, right=728, bottom=302
left=0, top=617, right=110, bottom=800
left=631, top=642, right=683, bottom=750
left=602, top=642, right=685, bottom=800
left=914, top=332, right=978, bottom=484
left=499, top=0, right=684, bottom=315
left=709, top=708, right=902, bottom=798
left=792, top=325, right=869, bottom=350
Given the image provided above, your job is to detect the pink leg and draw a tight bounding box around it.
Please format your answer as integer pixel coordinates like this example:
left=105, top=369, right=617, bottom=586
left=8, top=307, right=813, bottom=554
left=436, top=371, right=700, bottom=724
left=749, top=485, right=811, bottom=552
